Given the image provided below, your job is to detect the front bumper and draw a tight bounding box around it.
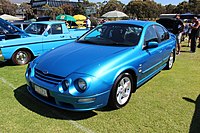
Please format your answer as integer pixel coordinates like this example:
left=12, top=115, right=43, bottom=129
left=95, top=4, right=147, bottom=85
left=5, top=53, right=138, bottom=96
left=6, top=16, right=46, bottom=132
left=25, top=62, right=112, bottom=111
left=26, top=82, right=110, bottom=111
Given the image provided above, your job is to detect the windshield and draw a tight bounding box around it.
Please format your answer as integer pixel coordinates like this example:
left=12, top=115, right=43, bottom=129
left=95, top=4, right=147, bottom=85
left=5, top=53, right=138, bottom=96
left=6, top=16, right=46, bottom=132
left=0, top=18, right=20, bottom=34
left=0, top=25, right=9, bottom=34
left=25, top=23, right=48, bottom=35
left=77, top=24, right=143, bottom=46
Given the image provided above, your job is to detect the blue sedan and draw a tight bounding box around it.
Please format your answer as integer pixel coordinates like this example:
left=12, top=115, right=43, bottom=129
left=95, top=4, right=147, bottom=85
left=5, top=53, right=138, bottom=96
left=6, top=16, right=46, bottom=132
left=25, top=20, right=176, bottom=111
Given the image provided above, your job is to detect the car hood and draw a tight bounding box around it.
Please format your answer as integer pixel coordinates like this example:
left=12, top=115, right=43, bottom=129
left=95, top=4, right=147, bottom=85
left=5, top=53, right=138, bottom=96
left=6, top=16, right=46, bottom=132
left=35, top=42, right=131, bottom=77
left=0, top=18, right=29, bottom=37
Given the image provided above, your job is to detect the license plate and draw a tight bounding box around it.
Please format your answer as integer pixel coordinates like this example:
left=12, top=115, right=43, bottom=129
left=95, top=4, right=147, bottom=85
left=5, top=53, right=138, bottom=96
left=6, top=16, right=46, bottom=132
left=34, top=85, right=48, bottom=97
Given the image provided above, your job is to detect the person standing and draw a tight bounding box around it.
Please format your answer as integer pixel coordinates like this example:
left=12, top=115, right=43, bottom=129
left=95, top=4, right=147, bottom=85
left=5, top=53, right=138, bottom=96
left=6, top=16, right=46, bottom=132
left=197, top=23, right=200, bottom=48
left=173, top=14, right=184, bottom=55
left=86, top=17, right=91, bottom=29
left=190, top=17, right=200, bottom=53
left=187, top=23, right=192, bottom=47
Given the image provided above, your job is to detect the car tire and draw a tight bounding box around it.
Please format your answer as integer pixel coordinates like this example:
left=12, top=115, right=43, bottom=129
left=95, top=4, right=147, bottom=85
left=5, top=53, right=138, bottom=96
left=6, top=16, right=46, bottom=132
left=108, top=73, right=133, bottom=109
left=12, top=50, right=31, bottom=65
left=165, top=50, right=175, bottom=70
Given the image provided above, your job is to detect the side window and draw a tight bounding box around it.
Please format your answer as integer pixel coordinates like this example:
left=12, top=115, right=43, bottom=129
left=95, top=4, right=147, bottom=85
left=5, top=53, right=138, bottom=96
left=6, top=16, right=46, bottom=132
left=155, top=25, right=166, bottom=42
left=48, top=24, right=62, bottom=35
left=163, top=27, right=169, bottom=40
left=144, top=26, right=158, bottom=43
left=85, top=27, right=102, bottom=39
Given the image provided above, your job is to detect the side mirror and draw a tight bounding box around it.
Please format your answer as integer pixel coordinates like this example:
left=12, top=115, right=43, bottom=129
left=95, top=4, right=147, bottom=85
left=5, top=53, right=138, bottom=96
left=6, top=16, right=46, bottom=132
left=44, top=32, right=49, bottom=37
left=147, top=41, right=158, bottom=48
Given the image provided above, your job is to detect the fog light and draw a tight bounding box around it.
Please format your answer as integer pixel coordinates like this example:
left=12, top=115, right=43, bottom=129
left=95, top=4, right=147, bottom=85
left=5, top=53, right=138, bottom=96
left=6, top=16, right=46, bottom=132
left=78, top=98, right=96, bottom=103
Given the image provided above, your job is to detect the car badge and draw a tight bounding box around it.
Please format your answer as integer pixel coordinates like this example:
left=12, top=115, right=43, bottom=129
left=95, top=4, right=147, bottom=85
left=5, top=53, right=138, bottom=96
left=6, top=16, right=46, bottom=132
left=43, top=70, right=48, bottom=75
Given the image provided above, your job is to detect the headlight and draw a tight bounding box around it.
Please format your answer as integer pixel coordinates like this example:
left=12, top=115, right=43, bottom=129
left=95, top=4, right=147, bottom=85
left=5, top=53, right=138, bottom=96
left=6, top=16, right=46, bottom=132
left=63, top=80, right=70, bottom=91
left=77, top=78, right=87, bottom=92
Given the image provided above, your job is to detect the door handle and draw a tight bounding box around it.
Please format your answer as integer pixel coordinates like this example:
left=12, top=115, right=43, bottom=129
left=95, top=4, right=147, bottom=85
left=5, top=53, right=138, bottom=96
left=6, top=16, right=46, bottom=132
left=60, top=36, right=65, bottom=38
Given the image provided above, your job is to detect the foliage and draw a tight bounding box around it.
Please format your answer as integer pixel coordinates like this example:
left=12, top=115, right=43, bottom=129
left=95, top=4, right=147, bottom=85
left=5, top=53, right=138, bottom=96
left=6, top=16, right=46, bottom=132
left=189, top=0, right=200, bottom=14
left=173, top=1, right=191, bottom=14
left=42, top=4, right=64, bottom=19
left=51, top=7, right=64, bottom=19
left=164, top=4, right=177, bottom=14
left=125, top=1, right=166, bottom=19
left=100, top=0, right=125, bottom=16
left=0, top=0, right=18, bottom=15
left=19, top=3, right=34, bottom=20
left=0, top=0, right=199, bottom=20
left=60, top=4, right=74, bottom=15
left=73, top=3, right=85, bottom=15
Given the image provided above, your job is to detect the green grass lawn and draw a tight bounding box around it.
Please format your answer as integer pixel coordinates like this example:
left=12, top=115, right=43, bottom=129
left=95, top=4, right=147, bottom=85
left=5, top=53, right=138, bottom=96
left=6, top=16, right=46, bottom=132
left=0, top=42, right=200, bottom=133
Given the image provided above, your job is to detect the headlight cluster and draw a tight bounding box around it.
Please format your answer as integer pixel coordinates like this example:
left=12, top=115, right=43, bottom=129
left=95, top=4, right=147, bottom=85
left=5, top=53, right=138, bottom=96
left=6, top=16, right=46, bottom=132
left=63, top=80, right=70, bottom=91
left=77, top=78, right=87, bottom=92
left=63, top=78, right=88, bottom=92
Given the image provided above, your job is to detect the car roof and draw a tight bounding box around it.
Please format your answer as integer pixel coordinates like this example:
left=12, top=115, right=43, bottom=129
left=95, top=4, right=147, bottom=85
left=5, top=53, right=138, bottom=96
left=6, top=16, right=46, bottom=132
left=104, top=20, right=157, bottom=27
left=31, top=20, right=65, bottom=25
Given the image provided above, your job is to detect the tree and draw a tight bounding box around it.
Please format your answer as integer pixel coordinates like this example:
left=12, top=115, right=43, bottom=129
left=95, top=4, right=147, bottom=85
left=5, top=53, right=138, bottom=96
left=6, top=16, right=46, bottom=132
left=96, top=2, right=104, bottom=17
left=173, top=1, right=190, bottom=14
left=125, top=1, right=165, bottom=19
left=42, top=4, right=52, bottom=17
left=61, top=4, right=74, bottom=15
left=42, top=4, right=64, bottom=19
left=51, top=7, right=64, bottom=19
left=20, top=3, right=34, bottom=20
left=73, top=3, right=85, bottom=15
left=124, top=1, right=147, bottom=19
left=100, top=0, right=124, bottom=16
left=0, top=0, right=18, bottom=15
left=145, top=1, right=164, bottom=19
left=189, top=0, right=200, bottom=14
left=164, top=4, right=177, bottom=14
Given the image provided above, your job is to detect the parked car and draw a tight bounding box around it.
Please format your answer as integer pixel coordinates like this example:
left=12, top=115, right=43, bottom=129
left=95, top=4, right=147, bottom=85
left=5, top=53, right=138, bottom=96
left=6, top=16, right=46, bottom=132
left=156, top=17, right=177, bottom=33
left=156, top=17, right=185, bottom=41
left=25, top=20, right=176, bottom=111
left=12, top=20, right=31, bottom=30
left=0, top=18, right=88, bottom=65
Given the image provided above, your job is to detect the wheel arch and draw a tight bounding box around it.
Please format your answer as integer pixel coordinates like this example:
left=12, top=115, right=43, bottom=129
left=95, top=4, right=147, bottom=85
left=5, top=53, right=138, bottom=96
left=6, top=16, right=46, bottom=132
left=12, top=48, right=34, bottom=60
left=113, top=67, right=138, bottom=93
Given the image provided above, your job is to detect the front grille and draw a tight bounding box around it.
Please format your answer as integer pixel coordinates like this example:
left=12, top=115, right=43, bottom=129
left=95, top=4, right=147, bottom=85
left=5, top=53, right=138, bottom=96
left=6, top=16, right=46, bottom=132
left=35, top=68, right=65, bottom=85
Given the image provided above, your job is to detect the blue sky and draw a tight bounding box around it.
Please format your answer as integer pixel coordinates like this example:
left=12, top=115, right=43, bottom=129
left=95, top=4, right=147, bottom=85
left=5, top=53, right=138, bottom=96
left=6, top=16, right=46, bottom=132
left=88, top=0, right=188, bottom=5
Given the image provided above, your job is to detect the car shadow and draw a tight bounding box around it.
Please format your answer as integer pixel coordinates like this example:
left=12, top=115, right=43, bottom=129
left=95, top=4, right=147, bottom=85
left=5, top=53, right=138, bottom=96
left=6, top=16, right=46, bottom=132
left=180, top=50, right=191, bottom=53
left=0, top=60, right=13, bottom=67
left=182, top=95, right=200, bottom=133
left=14, top=84, right=97, bottom=120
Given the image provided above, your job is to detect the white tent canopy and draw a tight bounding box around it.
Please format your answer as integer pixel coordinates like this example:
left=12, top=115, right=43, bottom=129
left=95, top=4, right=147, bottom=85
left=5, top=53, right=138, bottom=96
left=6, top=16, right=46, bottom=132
left=102, top=10, right=129, bottom=18
left=0, top=14, right=22, bottom=21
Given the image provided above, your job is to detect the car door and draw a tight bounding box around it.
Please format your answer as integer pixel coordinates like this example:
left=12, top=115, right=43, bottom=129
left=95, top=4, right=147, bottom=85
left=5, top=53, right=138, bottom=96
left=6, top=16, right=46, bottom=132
left=42, top=24, right=73, bottom=53
left=154, top=25, right=173, bottom=62
left=137, top=25, right=163, bottom=83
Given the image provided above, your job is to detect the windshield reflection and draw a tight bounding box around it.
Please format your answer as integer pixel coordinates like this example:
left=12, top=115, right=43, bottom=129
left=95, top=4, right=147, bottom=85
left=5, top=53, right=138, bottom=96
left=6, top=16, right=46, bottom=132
left=78, top=24, right=143, bottom=46
left=25, top=23, right=47, bottom=35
